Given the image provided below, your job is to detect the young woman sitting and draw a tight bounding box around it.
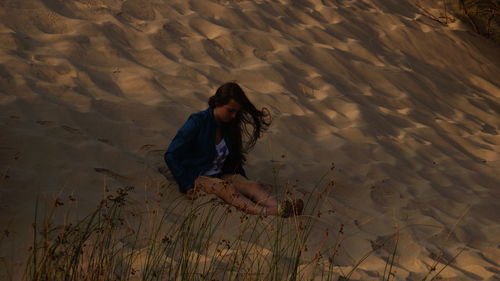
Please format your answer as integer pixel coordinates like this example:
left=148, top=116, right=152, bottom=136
left=165, top=82, right=303, bottom=217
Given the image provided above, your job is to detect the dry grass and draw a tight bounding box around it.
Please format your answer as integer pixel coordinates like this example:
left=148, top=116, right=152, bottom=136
left=456, top=0, right=499, bottom=42
left=412, top=0, right=499, bottom=43
left=0, top=163, right=466, bottom=281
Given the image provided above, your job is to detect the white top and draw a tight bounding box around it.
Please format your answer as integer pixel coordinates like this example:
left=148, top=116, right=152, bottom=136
left=203, top=139, right=229, bottom=176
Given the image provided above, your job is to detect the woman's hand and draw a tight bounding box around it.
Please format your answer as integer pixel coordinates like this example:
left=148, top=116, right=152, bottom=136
left=186, top=188, right=201, bottom=200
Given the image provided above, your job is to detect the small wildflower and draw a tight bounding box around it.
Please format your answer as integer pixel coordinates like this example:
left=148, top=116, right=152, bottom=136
left=314, top=251, right=323, bottom=262
left=162, top=235, right=172, bottom=244
left=54, top=197, right=64, bottom=207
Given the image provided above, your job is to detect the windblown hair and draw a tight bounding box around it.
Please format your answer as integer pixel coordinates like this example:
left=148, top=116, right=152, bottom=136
left=208, top=82, right=271, bottom=167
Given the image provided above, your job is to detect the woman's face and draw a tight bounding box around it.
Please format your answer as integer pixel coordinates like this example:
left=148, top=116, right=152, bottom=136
left=215, top=99, right=242, bottom=123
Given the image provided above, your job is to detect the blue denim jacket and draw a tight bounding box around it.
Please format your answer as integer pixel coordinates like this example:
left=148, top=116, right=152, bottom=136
left=164, top=108, right=246, bottom=193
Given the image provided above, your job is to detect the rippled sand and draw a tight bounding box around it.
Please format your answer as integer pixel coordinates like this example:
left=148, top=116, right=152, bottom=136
left=1, top=0, right=499, bottom=280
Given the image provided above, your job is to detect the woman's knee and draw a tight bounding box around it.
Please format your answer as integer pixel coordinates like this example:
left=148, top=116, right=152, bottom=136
left=195, top=176, right=238, bottom=195
left=195, top=176, right=221, bottom=194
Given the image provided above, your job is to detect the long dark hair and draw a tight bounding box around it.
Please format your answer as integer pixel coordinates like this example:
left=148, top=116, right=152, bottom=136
left=208, top=82, right=271, bottom=166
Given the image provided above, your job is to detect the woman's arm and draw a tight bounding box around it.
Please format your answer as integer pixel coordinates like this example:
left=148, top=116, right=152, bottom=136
left=164, top=114, right=200, bottom=192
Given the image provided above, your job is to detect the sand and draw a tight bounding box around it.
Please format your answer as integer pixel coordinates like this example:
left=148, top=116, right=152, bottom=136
left=0, top=0, right=499, bottom=280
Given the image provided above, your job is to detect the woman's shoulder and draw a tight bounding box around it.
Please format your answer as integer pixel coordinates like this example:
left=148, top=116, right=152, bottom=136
left=184, top=108, right=213, bottom=127
left=189, top=108, right=212, bottom=121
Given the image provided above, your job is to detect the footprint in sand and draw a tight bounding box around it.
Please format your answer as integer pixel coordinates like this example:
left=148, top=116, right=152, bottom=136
left=97, top=138, right=114, bottom=146
left=94, top=168, right=138, bottom=184
left=137, top=147, right=174, bottom=181
left=140, top=145, right=166, bottom=168
left=36, top=120, right=53, bottom=126
left=144, top=148, right=167, bottom=168
left=140, top=144, right=156, bottom=151
left=61, top=125, right=83, bottom=135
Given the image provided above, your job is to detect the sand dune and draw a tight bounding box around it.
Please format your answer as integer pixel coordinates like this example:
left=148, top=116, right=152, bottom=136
left=1, top=0, right=499, bottom=280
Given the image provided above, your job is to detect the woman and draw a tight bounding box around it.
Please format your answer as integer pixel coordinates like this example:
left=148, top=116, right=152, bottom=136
left=164, top=82, right=302, bottom=217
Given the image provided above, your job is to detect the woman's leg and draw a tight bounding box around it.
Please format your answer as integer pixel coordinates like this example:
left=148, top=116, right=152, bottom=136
left=222, top=174, right=304, bottom=217
left=222, top=174, right=279, bottom=211
left=194, top=176, right=268, bottom=215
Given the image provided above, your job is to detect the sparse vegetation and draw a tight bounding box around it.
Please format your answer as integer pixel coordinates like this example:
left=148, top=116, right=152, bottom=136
left=452, top=0, right=500, bottom=42
left=23, top=165, right=336, bottom=281
left=0, top=163, right=461, bottom=281
left=413, top=0, right=499, bottom=43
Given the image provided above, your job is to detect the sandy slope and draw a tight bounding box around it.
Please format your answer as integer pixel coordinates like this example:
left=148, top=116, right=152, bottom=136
left=0, top=0, right=499, bottom=280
